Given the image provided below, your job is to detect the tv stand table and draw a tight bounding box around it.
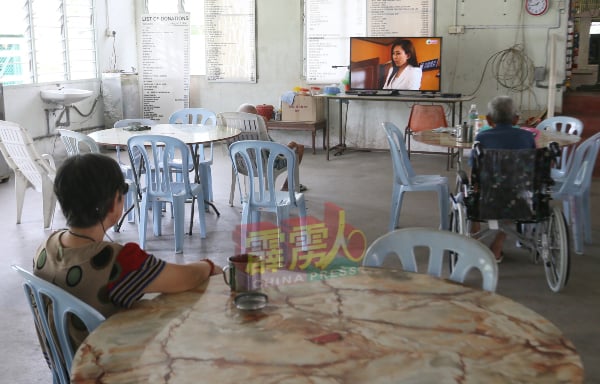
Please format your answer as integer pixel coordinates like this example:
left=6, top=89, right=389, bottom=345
left=317, top=94, right=474, bottom=160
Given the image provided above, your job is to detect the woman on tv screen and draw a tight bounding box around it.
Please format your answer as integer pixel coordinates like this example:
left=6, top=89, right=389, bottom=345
left=382, top=39, right=422, bottom=90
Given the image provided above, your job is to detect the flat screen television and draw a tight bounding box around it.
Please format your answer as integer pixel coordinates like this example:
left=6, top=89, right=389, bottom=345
left=349, top=36, right=442, bottom=95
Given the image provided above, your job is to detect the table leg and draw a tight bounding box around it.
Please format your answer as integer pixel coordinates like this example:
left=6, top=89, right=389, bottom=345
left=188, top=144, right=220, bottom=236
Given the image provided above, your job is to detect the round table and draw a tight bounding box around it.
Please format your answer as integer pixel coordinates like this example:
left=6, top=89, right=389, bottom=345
left=412, top=128, right=581, bottom=170
left=70, top=267, right=583, bottom=383
left=88, top=123, right=241, bottom=147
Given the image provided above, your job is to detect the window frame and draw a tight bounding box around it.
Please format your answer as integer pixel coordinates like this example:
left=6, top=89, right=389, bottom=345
left=0, top=0, right=98, bottom=85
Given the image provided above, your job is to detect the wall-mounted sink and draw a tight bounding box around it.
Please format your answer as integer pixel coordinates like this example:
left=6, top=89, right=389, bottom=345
left=40, top=88, right=93, bottom=105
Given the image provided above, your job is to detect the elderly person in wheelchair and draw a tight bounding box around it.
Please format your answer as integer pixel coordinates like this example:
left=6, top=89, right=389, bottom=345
left=469, top=96, right=536, bottom=262
left=454, top=96, right=569, bottom=292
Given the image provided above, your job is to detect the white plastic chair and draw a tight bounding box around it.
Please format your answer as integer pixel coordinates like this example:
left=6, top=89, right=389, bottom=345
left=229, top=140, right=307, bottom=250
left=363, top=228, right=498, bottom=292
left=12, top=264, right=105, bottom=384
left=128, top=135, right=206, bottom=254
left=537, top=116, right=583, bottom=179
left=217, top=111, right=288, bottom=206
left=382, top=122, right=450, bottom=231
left=552, top=132, right=600, bottom=255
left=169, top=108, right=217, bottom=204
left=0, top=120, right=57, bottom=228
left=57, top=128, right=138, bottom=226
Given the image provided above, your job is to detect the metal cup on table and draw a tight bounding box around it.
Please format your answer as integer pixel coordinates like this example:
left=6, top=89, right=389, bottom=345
left=223, top=254, right=268, bottom=310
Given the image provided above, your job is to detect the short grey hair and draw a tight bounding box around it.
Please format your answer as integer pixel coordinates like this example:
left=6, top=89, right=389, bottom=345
left=237, top=103, right=257, bottom=114
left=487, top=96, right=517, bottom=125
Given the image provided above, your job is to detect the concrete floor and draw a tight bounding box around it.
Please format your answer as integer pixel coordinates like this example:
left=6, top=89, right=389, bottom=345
left=1, top=144, right=599, bottom=383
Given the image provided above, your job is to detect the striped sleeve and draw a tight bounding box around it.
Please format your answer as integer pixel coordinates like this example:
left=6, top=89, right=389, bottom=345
left=108, top=242, right=166, bottom=308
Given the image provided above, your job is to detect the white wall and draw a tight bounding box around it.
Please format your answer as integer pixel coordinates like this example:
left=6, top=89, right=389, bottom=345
left=2, top=0, right=569, bottom=153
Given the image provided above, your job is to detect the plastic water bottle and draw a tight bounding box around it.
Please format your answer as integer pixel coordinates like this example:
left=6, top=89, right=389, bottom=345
left=468, top=104, right=479, bottom=137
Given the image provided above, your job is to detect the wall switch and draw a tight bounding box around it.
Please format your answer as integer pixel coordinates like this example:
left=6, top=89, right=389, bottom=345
left=448, top=25, right=465, bottom=34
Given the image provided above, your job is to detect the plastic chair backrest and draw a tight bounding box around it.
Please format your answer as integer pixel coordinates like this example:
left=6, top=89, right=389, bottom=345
left=169, top=108, right=217, bottom=125
left=12, top=264, right=105, bottom=384
left=0, top=120, right=54, bottom=192
left=127, top=135, right=194, bottom=198
left=229, top=140, right=298, bottom=206
left=383, top=122, right=416, bottom=184
left=363, top=228, right=498, bottom=292
left=56, top=129, right=100, bottom=155
left=537, top=116, right=583, bottom=172
left=406, top=105, right=448, bottom=133
left=555, top=132, right=600, bottom=196
left=217, top=111, right=271, bottom=141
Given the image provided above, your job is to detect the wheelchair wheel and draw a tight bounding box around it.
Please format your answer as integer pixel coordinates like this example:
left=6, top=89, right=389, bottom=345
left=541, top=206, right=570, bottom=293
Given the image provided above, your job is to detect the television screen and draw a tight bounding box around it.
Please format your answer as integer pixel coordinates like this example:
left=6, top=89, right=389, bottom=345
left=349, top=36, right=442, bottom=94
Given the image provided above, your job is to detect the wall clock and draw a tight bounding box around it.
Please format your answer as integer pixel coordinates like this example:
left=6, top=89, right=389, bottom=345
left=526, top=0, right=549, bottom=16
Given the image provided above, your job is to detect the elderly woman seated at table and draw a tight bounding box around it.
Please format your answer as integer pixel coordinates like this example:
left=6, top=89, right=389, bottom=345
left=34, top=153, right=222, bottom=347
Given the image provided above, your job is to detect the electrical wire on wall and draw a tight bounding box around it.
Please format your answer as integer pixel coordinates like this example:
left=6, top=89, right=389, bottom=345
left=467, top=45, right=536, bottom=95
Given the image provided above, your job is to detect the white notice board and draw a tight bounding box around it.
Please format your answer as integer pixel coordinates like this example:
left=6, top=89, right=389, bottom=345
left=205, top=0, right=256, bottom=83
left=140, top=13, right=190, bottom=122
left=305, top=0, right=434, bottom=84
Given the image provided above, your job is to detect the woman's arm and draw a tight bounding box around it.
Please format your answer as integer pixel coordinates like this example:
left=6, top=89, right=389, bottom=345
left=143, top=260, right=222, bottom=293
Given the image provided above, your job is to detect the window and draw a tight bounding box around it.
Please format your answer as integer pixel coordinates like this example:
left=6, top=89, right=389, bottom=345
left=0, top=0, right=97, bottom=85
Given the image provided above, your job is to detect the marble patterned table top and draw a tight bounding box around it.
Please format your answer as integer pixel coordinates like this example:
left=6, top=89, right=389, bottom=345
left=71, top=267, right=583, bottom=383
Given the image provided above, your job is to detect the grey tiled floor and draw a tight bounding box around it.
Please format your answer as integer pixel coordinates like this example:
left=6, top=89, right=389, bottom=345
left=1, top=144, right=599, bottom=383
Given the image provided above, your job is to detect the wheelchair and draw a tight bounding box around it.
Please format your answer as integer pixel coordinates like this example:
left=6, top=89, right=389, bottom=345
left=449, top=142, right=570, bottom=292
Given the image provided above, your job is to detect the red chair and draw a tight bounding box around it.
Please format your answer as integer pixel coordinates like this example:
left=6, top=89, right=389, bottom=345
left=404, top=104, right=454, bottom=169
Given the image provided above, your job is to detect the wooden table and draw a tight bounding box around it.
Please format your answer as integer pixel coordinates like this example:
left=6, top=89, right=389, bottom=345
left=71, top=267, right=583, bottom=383
left=412, top=128, right=582, bottom=170
left=266, top=119, right=326, bottom=154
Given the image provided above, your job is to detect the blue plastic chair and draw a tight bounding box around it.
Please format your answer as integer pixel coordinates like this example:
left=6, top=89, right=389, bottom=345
left=537, top=116, right=583, bottom=179
left=552, top=132, right=600, bottom=255
left=12, top=264, right=105, bottom=384
left=128, top=135, right=206, bottom=253
left=229, top=140, right=307, bottom=250
left=57, top=129, right=138, bottom=226
left=169, top=108, right=217, bottom=204
left=382, top=122, right=450, bottom=231
left=363, top=228, right=498, bottom=292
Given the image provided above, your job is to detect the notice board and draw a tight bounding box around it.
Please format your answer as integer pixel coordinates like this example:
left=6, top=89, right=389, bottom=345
left=304, top=0, right=434, bottom=84
left=205, top=0, right=256, bottom=83
left=140, top=13, right=190, bottom=122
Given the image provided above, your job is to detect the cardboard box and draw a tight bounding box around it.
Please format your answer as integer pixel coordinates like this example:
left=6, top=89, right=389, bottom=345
left=281, top=95, right=325, bottom=122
